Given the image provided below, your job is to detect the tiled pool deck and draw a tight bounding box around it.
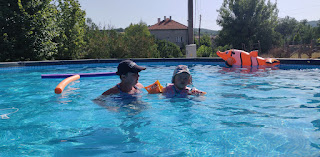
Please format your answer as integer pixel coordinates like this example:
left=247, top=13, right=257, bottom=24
left=0, top=58, right=320, bottom=68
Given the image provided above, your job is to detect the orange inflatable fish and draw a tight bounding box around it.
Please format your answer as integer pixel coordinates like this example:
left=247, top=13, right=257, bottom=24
left=216, top=49, right=280, bottom=67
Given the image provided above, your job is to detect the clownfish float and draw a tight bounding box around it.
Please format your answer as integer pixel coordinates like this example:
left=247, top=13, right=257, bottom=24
left=216, top=49, right=280, bottom=67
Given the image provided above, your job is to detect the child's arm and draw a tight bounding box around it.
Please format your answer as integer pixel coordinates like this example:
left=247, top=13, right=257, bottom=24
left=188, top=87, right=206, bottom=96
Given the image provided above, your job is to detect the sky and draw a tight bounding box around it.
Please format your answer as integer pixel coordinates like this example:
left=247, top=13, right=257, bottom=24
left=78, top=0, right=320, bottom=30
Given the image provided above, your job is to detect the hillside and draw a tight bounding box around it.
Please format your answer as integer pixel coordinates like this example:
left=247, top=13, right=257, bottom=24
left=307, top=20, right=320, bottom=27
left=194, top=28, right=219, bottom=36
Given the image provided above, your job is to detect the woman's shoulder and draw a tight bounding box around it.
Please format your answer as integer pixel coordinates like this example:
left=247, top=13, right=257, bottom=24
left=102, top=85, right=119, bottom=95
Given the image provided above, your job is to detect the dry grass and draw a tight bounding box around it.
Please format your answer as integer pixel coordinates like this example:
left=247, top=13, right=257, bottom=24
left=290, top=52, right=320, bottom=59
left=262, top=47, right=320, bottom=59
left=311, top=52, right=320, bottom=59
left=262, top=46, right=320, bottom=59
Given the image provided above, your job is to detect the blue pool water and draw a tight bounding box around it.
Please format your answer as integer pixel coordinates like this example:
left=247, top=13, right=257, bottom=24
left=0, top=62, right=320, bottom=156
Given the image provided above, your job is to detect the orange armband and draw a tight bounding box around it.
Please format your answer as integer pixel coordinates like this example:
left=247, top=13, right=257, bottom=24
left=144, top=80, right=163, bottom=94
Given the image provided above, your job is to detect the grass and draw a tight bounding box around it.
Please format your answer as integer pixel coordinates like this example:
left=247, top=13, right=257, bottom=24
left=260, top=50, right=320, bottom=59
left=290, top=52, right=320, bottom=59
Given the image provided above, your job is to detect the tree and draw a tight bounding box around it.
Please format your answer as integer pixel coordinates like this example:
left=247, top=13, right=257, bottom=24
left=297, top=20, right=314, bottom=45
left=285, top=20, right=315, bottom=46
left=84, top=23, right=110, bottom=59
left=54, top=0, right=86, bottom=60
left=316, top=22, right=320, bottom=45
left=216, top=0, right=278, bottom=53
left=0, top=0, right=57, bottom=61
left=275, top=16, right=299, bottom=44
left=124, top=22, right=158, bottom=58
left=156, top=40, right=182, bottom=58
left=213, top=45, right=232, bottom=53
left=197, top=45, right=212, bottom=57
left=196, top=34, right=212, bottom=48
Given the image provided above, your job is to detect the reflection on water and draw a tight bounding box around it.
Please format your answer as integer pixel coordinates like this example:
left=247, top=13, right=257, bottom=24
left=53, top=93, right=154, bottom=156
left=221, top=121, right=265, bottom=128
left=0, top=107, right=19, bottom=119
left=311, top=120, right=320, bottom=131
left=218, top=66, right=279, bottom=76
left=93, top=93, right=148, bottom=116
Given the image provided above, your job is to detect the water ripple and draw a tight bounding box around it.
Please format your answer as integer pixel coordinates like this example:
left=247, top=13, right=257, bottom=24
left=221, top=121, right=265, bottom=128
left=311, top=119, right=320, bottom=131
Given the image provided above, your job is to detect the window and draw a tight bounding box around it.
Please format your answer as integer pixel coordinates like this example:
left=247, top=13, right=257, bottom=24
left=176, top=36, right=183, bottom=43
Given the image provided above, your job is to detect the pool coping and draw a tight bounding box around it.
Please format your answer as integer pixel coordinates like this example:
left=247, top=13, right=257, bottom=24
left=1, top=58, right=320, bottom=68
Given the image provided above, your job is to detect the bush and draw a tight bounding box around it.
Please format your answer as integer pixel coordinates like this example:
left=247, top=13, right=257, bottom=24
left=197, top=45, right=212, bottom=57
left=156, top=40, right=182, bottom=58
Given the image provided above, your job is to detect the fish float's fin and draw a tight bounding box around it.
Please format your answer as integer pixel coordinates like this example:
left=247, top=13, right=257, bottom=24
left=226, top=57, right=236, bottom=67
left=266, top=58, right=280, bottom=65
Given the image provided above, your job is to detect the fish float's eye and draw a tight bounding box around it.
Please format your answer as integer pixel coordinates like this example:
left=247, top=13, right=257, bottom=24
left=226, top=51, right=229, bottom=54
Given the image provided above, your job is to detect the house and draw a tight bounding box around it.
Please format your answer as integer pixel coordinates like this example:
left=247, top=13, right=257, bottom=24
left=148, top=16, right=188, bottom=48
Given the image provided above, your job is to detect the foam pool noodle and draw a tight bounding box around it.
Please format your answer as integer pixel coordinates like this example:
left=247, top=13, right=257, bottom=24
left=55, top=75, right=80, bottom=94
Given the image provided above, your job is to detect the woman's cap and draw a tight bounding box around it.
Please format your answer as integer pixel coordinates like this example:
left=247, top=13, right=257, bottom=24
left=172, top=65, right=190, bottom=82
left=116, top=60, right=146, bottom=75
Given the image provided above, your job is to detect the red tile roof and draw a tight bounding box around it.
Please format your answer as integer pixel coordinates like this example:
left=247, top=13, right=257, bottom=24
left=149, top=18, right=188, bottom=30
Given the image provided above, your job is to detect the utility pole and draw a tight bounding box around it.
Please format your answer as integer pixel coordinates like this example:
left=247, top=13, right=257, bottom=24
left=188, top=0, right=193, bottom=44
left=198, top=14, right=201, bottom=46
left=186, top=0, right=196, bottom=58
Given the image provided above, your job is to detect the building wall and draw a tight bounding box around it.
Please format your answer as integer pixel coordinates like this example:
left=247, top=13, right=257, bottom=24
left=149, top=29, right=188, bottom=48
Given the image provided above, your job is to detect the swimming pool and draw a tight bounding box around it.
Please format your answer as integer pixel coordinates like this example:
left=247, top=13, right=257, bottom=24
left=0, top=61, right=320, bottom=156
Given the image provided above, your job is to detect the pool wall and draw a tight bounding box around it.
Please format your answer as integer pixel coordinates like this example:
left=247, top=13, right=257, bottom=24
left=0, top=58, right=320, bottom=68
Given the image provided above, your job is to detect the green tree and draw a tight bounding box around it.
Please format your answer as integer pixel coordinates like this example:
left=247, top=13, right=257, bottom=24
left=84, top=29, right=110, bottom=58
left=288, top=20, right=315, bottom=45
left=124, top=22, right=158, bottom=58
left=197, top=45, right=212, bottom=57
left=316, top=22, right=320, bottom=45
left=216, top=0, right=278, bottom=53
left=108, top=30, right=128, bottom=58
left=196, top=34, right=212, bottom=48
left=293, top=33, right=302, bottom=45
left=0, top=0, right=57, bottom=61
left=54, top=0, right=86, bottom=60
left=156, top=40, right=182, bottom=58
left=275, top=16, right=299, bottom=44
left=84, top=18, right=115, bottom=59
left=297, top=20, right=314, bottom=45
left=213, top=45, right=232, bottom=53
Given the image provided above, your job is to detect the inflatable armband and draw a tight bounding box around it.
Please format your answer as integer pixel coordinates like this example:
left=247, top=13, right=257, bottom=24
left=145, top=80, right=163, bottom=94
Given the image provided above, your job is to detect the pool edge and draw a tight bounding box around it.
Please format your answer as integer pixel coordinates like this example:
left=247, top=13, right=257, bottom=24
left=1, top=58, right=320, bottom=68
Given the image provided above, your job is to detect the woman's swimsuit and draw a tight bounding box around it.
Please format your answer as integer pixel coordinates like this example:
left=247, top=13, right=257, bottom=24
left=115, top=84, right=142, bottom=102
left=116, top=84, right=139, bottom=94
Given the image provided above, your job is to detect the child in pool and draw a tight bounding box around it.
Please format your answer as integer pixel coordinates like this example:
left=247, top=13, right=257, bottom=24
left=162, top=65, right=206, bottom=98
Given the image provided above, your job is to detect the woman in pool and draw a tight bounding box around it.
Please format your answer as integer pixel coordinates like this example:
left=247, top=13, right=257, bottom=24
left=102, top=60, right=146, bottom=95
left=162, top=65, right=206, bottom=98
